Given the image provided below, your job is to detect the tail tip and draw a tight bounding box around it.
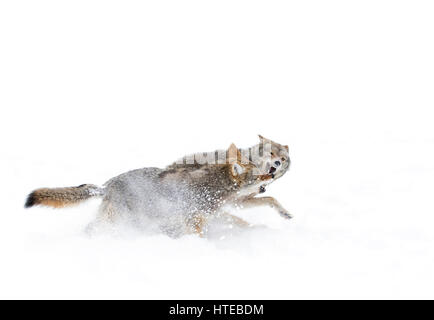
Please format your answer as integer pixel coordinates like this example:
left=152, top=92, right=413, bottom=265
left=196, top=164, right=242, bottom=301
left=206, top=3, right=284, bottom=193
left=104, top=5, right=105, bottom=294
left=24, top=192, right=36, bottom=208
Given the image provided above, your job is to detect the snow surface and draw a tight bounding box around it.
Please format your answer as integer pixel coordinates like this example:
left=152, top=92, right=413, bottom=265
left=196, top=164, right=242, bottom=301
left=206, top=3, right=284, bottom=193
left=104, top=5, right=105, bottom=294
left=1, top=1, right=434, bottom=299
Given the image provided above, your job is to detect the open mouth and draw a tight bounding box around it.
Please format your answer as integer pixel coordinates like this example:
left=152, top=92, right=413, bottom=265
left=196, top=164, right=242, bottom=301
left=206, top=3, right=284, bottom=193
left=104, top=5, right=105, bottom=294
left=269, top=166, right=277, bottom=174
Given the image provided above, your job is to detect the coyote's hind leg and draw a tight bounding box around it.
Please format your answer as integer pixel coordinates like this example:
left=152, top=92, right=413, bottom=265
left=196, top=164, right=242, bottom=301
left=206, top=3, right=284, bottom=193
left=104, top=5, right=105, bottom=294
left=85, top=199, right=119, bottom=235
left=96, top=199, right=118, bottom=222
left=186, top=214, right=208, bottom=238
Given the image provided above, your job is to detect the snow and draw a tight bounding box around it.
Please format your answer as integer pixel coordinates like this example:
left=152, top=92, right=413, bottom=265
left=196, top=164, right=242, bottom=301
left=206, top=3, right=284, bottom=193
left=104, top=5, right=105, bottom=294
left=1, top=1, right=434, bottom=299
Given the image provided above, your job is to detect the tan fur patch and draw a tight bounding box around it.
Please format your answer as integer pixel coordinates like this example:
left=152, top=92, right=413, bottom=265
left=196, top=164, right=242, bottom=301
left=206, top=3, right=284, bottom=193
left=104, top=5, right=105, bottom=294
left=37, top=198, right=75, bottom=208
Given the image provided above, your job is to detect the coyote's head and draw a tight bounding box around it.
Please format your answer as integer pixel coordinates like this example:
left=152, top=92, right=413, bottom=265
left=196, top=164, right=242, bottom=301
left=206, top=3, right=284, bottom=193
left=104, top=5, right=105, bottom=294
left=250, top=135, right=290, bottom=181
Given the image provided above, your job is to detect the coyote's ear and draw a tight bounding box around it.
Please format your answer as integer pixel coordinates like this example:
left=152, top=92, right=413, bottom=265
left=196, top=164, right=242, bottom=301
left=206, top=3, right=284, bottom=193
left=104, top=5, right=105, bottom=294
left=283, top=145, right=289, bottom=151
left=258, top=134, right=272, bottom=144
left=231, top=163, right=245, bottom=176
left=227, top=143, right=241, bottom=163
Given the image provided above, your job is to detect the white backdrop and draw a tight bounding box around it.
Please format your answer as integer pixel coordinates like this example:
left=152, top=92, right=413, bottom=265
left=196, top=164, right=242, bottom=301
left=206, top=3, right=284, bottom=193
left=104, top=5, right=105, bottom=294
left=1, top=1, right=433, bottom=299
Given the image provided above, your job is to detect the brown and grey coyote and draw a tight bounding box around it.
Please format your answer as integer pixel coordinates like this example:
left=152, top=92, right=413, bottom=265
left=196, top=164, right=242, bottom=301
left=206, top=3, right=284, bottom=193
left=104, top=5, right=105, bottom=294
left=25, top=135, right=290, bottom=237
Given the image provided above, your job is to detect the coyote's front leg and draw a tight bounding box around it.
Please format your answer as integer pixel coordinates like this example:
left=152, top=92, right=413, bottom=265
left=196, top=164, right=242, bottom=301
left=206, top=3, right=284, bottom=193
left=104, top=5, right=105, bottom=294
left=238, top=197, right=292, bottom=219
left=219, top=212, right=251, bottom=227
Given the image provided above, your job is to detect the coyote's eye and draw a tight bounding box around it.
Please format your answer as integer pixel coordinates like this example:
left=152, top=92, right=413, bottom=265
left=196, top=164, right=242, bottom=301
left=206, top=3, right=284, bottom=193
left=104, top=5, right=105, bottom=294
left=281, top=157, right=286, bottom=162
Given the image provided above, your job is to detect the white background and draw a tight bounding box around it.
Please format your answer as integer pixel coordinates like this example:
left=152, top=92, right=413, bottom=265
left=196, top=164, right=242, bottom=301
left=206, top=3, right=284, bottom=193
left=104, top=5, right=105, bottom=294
left=1, top=1, right=433, bottom=299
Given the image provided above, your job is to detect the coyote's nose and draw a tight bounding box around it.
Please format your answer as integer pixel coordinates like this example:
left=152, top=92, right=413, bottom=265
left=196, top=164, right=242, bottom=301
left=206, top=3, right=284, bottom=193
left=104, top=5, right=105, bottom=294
left=274, top=161, right=281, bottom=167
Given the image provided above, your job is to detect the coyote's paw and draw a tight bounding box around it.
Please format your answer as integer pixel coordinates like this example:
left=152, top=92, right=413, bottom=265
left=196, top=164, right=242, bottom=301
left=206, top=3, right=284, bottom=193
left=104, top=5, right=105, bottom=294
left=279, top=210, right=293, bottom=220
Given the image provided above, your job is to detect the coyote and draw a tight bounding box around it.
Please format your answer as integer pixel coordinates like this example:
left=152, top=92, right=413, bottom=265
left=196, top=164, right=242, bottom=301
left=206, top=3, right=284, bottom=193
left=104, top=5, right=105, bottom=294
left=25, top=136, right=290, bottom=237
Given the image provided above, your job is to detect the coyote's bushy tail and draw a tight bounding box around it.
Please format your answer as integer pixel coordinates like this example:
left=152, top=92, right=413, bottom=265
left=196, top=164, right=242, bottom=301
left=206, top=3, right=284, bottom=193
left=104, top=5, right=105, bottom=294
left=25, top=184, right=104, bottom=208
